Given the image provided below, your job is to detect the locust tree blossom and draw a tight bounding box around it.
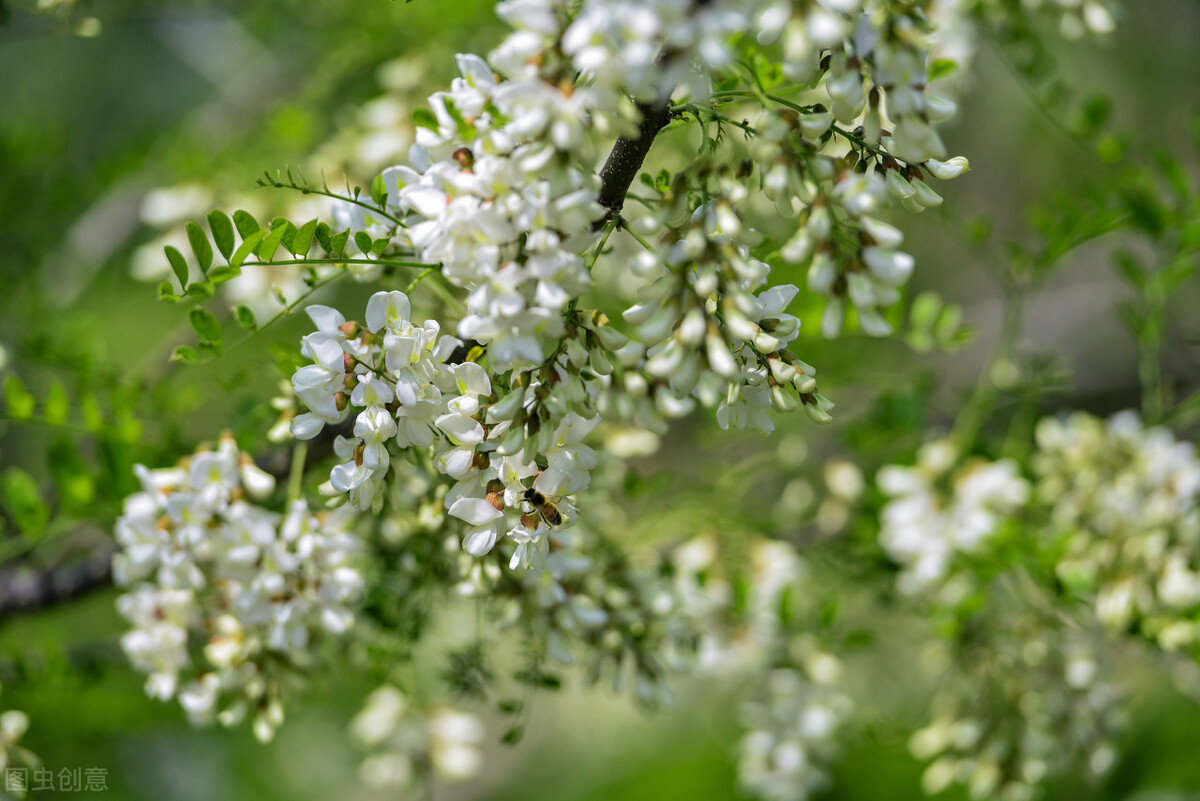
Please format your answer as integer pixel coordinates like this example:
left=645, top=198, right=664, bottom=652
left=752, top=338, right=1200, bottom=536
left=350, top=687, right=485, bottom=789
left=1034, top=411, right=1200, bottom=646
left=109, top=0, right=1159, bottom=798
left=111, top=435, right=363, bottom=741
left=910, top=602, right=1122, bottom=801
left=0, top=682, right=37, bottom=795
left=877, top=440, right=1030, bottom=593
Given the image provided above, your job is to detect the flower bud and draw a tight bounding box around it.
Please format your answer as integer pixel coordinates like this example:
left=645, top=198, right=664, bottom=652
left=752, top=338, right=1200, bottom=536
left=706, top=330, right=739, bottom=378
left=885, top=169, right=915, bottom=201
left=800, top=110, right=834, bottom=141
left=770, top=385, right=798, bottom=412
left=593, top=323, right=627, bottom=352
left=588, top=347, right=612, bottom=376
left=924, top=156, right=969, bottom=181
left=804, top=400, right=834, bottom=425
left=911, top=178, right=943, bottom=208
left=793, top=372, right=818, bottom=394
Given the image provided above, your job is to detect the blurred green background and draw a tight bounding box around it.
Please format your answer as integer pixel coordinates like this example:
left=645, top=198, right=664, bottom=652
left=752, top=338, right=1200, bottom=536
left=3, top=1, right=1200, bottom=799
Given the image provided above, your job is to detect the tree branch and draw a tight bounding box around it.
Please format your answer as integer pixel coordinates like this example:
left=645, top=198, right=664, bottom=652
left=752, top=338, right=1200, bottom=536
left=596, top=95, right=673, bottom=225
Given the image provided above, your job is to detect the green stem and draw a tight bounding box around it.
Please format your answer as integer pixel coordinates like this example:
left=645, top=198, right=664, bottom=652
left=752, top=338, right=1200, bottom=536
left=405, top=267, right=438, bottom=293
left=587, top=218, right=618, bottom=271
left=287, top=441, right=308, bottom=506
left=262, top=181, right=407, bottom=227
left=618, top=219, right=677, bottom=271
left=222, top=268, right=349, bottom=354
left=0, top=413, right=140, bottom=442
left=952, top=292, right=1027, bottom=453
left=256, top=257, right=439, bottom=270
left=675, top=103, right=759, bottom=136
left=1139, top=292, right=1166, bottom=424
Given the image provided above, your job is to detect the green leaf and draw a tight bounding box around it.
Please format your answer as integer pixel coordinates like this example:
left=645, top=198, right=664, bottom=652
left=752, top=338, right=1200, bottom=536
left=1074, top=94, right=1111, bottom=138
left=928, top=57, right=958, bottom=81
left=1121, top=183, right=1167, bottom=236
left=165, top=245, right=189, bottom=287
left=48, top=438, right=94, bottom=513
left=157, top=281, right=181, bottom=302
left=186, top=281, right=215, bottom=298
left=1, top=468, right=49, bottom=540
left=412, top=108, right=439, bottom=132
left=1152, top=146, right=1191, bottom=202
left=1113, top=248, right=1145, bottom=288
left=235, top=305, right=258, bottom=331
left=189, top=308, right=222, bottom=343
left=208, top=265, right=242, bottom=284
left=370, top=236, right=389, bottom=256
left=257, top=222, right=290, bottom=260
left=909, top=292, right=942, bottom=332
left=233, top=209, right=261, bottom=240
left=230, top=229, right=267, bottom=269
left=329, top=230, right=350, bottom=259
left=170, top=345, right=201, bottom=364
left=843, top=629, right=876, bottom=648
left=270, top=217, right=299, bottom=254
left=207, top=210, right=236, bottom=260
left=43, top=380, right=69, bottom=425
left=934, top=304, right=963, bottom=338
left=354, top=230, right=373, bottom=255
left=501, top=726, right=524, bottom=745
left=1161, top=260, right=1197, bottom=293
left=441, top=97, right=474, bottom=141
left=185, top=220, right=214, bottom=274
left=3, top=374, right=35, bottom=419
left=370, top=173, right=388, bottom=208
left=314, top=222, right=333, bottom=253
left=291, top=218, right=318, bottom=257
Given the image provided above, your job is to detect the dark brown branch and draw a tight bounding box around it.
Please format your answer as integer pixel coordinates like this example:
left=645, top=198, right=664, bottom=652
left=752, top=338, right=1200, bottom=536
left=0, top=542, right=115, bottom=619
left=595, top=95, right=673, bottom=225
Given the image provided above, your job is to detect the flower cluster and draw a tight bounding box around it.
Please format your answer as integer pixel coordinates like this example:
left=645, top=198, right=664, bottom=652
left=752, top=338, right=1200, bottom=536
left=624, top=204, right=832, bottom=432
left=669, top=538, right=852, bottom=801
left=290, top=290, right=597, bottom=565
left=350, top=687, right=484, bottom=788
left=911, top=604, right=1122, bottom=801
left=733, top=1, right=972, bottom=338
left=877, top=439, right=1030, bottom=593
left=734, top=542, right=853, bottom=801
left=739, top=660, right=853, bottom=801
left=111, top=435, right=363, bottom=741
left=355, top=43, right=604, bottom=372
left=0, top=682, right=38, bottom=795
left=511, top=526, right=698, bottom=708
left=1033, top=411, right=1200, bottom=647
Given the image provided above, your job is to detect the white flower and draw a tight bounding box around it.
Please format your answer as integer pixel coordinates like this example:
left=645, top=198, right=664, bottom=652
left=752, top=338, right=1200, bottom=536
left=878, top=440, right=1029, bottom=592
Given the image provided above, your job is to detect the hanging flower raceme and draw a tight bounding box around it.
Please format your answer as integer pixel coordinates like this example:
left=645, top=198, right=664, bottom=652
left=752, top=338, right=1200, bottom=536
left=1033, top=410, right=1200, bottom=647
left=111, top=435, right=363, bottom=741
left=290, top=291, right=597, bottom=566
left=877, top=439, right=1030, bottom=594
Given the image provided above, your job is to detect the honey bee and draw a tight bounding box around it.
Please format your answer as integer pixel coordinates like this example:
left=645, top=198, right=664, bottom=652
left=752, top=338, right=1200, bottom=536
left=522, top=487, right=569, bottom=529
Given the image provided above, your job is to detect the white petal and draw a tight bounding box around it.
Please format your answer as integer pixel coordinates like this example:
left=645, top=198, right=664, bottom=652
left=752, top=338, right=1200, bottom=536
left=306, top=333, right=347, bottom=371
left=306, top=305, right=346, bottom=334
left=453, top=362, right=492, bottom=396
left=462, top=525, right=499, bottom=556
left=291, top=413, right=326, bottom=441
left=436, top=413, right=484, bottom=445
left=366, top=291, right=411, bottom=333
left=448, top=497, right=503, bottom=526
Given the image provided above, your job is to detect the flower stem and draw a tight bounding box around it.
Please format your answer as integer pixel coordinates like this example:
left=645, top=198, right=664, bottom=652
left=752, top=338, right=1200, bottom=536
left=287, top=441, right=308, bottom=506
